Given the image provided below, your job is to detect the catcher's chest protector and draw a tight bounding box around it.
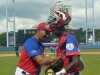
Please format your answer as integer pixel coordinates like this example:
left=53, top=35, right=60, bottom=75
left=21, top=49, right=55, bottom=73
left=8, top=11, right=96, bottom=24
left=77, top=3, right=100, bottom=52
left=57, top=34, right=67, bottom=56
left=56, top=34, right=69, bottom=66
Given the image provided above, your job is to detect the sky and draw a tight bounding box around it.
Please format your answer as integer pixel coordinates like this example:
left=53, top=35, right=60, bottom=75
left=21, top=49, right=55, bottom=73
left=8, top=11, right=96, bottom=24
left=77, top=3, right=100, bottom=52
left=0, top=0, right=100, bottom=33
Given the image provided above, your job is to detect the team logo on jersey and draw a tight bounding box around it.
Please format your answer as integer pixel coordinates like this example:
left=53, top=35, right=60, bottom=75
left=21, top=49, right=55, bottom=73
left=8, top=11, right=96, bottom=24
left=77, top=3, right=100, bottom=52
left=31, top=50, right=37, bottom=54
left=66, top=43, right=74, bottom=51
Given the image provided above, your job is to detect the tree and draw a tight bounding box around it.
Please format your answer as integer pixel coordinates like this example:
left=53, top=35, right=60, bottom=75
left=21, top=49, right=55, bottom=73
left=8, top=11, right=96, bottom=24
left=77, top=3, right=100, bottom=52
left=0, top=33, right=6, bottom=46
left=72, top=28, right=85, bottom=44
left=0, top=32, right=18, bottom=46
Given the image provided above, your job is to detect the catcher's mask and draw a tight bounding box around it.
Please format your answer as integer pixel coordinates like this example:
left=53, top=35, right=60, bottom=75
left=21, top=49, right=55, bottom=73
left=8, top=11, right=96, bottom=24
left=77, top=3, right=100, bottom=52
left=48, top=10, right=71, bottom=36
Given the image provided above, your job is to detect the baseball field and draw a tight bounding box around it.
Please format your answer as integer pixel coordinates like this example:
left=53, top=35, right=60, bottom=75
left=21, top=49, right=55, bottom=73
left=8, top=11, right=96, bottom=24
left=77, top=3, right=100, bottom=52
left=0, top=49, right=100, bottom=75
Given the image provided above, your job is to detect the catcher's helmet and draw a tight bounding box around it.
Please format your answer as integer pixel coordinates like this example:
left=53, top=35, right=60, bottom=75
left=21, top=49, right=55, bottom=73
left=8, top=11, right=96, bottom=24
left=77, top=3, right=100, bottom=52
left=48, top=10, right=71, bottom=30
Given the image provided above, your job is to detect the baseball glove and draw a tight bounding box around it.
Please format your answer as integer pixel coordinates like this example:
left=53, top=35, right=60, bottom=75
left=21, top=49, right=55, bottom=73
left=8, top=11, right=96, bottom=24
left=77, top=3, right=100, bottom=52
left=45, top=56, right=63, bottom=75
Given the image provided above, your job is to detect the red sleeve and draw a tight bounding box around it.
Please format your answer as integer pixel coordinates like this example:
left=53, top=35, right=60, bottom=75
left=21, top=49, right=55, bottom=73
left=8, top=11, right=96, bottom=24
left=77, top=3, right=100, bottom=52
left=57, top=36, right=66, bottom=56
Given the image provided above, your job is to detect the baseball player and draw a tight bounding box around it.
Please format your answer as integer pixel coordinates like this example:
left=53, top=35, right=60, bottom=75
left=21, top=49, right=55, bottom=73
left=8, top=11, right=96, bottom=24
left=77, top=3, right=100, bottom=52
left=15, top=45, right=19, bottom=57
left=48, top=10, right=84, bottom=75
left=15, top=22, right=56, bottom=75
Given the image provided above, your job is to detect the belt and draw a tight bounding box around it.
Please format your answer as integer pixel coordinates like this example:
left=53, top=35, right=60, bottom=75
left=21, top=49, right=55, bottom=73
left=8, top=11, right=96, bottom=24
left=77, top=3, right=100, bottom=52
left=22, top=71, right=31, bottom=75
left=16, top=67, right=31, bottom=75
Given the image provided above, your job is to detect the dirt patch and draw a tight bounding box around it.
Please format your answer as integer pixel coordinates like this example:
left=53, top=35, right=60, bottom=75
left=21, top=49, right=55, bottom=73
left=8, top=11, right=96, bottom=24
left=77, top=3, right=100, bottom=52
left=45, top=52, right=100, bottom=55
left=0, top=54, right=16, bottom=57
left=81, top=52, right=100, bottom=54
left=0, top=52, right=100, bottom=57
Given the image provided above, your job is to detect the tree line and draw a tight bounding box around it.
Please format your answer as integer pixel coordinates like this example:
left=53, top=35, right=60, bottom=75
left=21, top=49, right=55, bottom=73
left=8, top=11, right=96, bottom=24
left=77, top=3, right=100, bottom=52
left=0, top=28, right=100, bottom=46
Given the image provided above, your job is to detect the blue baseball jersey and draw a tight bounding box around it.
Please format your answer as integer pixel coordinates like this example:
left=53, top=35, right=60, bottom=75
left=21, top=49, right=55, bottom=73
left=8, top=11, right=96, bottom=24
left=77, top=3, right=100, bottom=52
left=65, top=34, right=80, bottom=56
left=24, top=36, right=44, bottom=57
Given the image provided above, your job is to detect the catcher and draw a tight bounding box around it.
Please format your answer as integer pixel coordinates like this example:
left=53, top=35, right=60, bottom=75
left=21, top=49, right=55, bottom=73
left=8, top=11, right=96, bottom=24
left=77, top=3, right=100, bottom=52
left=45, top=10, right=84, bottom=75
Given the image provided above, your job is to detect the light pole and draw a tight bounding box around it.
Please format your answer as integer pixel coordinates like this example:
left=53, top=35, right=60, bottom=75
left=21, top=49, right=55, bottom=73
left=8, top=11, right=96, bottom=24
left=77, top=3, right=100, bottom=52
left=6, top=0, right=9, bottom=47
left=92, top=0, right=95, bottom=45
left=85, top=0, right=95, bottom=45
left=6, top=0, right=16, bottom=47
left=85, top=0, right=88, bottom=44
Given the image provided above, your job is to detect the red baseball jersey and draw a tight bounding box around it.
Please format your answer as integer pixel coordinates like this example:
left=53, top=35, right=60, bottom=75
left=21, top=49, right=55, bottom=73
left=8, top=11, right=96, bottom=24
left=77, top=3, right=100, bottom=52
left=57, top=33, right=80, bottom=72
left=17, top=36, right=44, bottom=74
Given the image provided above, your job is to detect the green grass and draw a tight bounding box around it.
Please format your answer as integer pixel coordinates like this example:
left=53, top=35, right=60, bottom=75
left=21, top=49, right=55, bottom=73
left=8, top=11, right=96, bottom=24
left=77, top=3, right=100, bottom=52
left=80, top=49, right=100, bottom=52
left=0, top=49, right=100, bottom=75
left=81, top=54, right=100, bottom=75
left=0, top=57, right=19, bottom=75
left=0, top=49, right=100, bottom=54
left=0, top=50, right=21, bottom=54
left=0, top=55, right=100, bottom=75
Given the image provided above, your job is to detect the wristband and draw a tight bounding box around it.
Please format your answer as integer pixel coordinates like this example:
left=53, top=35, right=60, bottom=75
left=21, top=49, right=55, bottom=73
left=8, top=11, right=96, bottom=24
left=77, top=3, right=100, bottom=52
left=56, top=68, right=66, bottom=75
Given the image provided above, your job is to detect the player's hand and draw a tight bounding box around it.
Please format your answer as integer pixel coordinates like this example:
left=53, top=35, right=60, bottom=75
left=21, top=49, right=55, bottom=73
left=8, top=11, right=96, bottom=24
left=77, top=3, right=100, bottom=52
left=50, top=57, right=56, bottom=62
left=52, top=73, right=56, bottom=75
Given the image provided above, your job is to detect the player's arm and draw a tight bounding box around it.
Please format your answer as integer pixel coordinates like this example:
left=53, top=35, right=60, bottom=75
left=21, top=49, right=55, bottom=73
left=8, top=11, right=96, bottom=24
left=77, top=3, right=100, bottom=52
left=56, top=55, right=84, bottom=75
left=64, top=34, right=84, bottom=72
left=34, top=55, right=56, bottom=65
left=56, top=35, right=84, bottom=75
left=24, top=39, right=56, bottom=65
left=64, top=55, right=84, bottom=72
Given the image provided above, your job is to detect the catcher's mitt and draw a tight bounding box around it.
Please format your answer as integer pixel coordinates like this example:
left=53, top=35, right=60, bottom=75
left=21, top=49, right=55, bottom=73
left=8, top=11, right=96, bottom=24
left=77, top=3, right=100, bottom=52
left=45, top=57, right=63, bottom=75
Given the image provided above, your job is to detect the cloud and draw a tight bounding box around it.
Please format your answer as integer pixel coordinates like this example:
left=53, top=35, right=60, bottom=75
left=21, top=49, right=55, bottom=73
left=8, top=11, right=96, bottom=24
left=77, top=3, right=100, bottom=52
left=15, top=15, right=48, bottom=31
left=14, top=0, right=53, bottom=19
left=0, top=3, right=6, bottom=19
left=0, top=0, right=5, bottom=5
left=95, top=0, right=100, bottom=17
left=0, top=0, right=100, bottom=34
left=16, top=15, right=47, bottom=30
left=65, top=0, right=100, bottom=29
left=0, top=18, right=6, bottom=33
left=0, top=14, right=48, bottom=33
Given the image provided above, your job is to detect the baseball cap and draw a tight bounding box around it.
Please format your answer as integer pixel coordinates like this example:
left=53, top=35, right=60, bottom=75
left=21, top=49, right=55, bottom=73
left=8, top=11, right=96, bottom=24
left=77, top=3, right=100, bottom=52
left=37, top=22, right=52, bottom=32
